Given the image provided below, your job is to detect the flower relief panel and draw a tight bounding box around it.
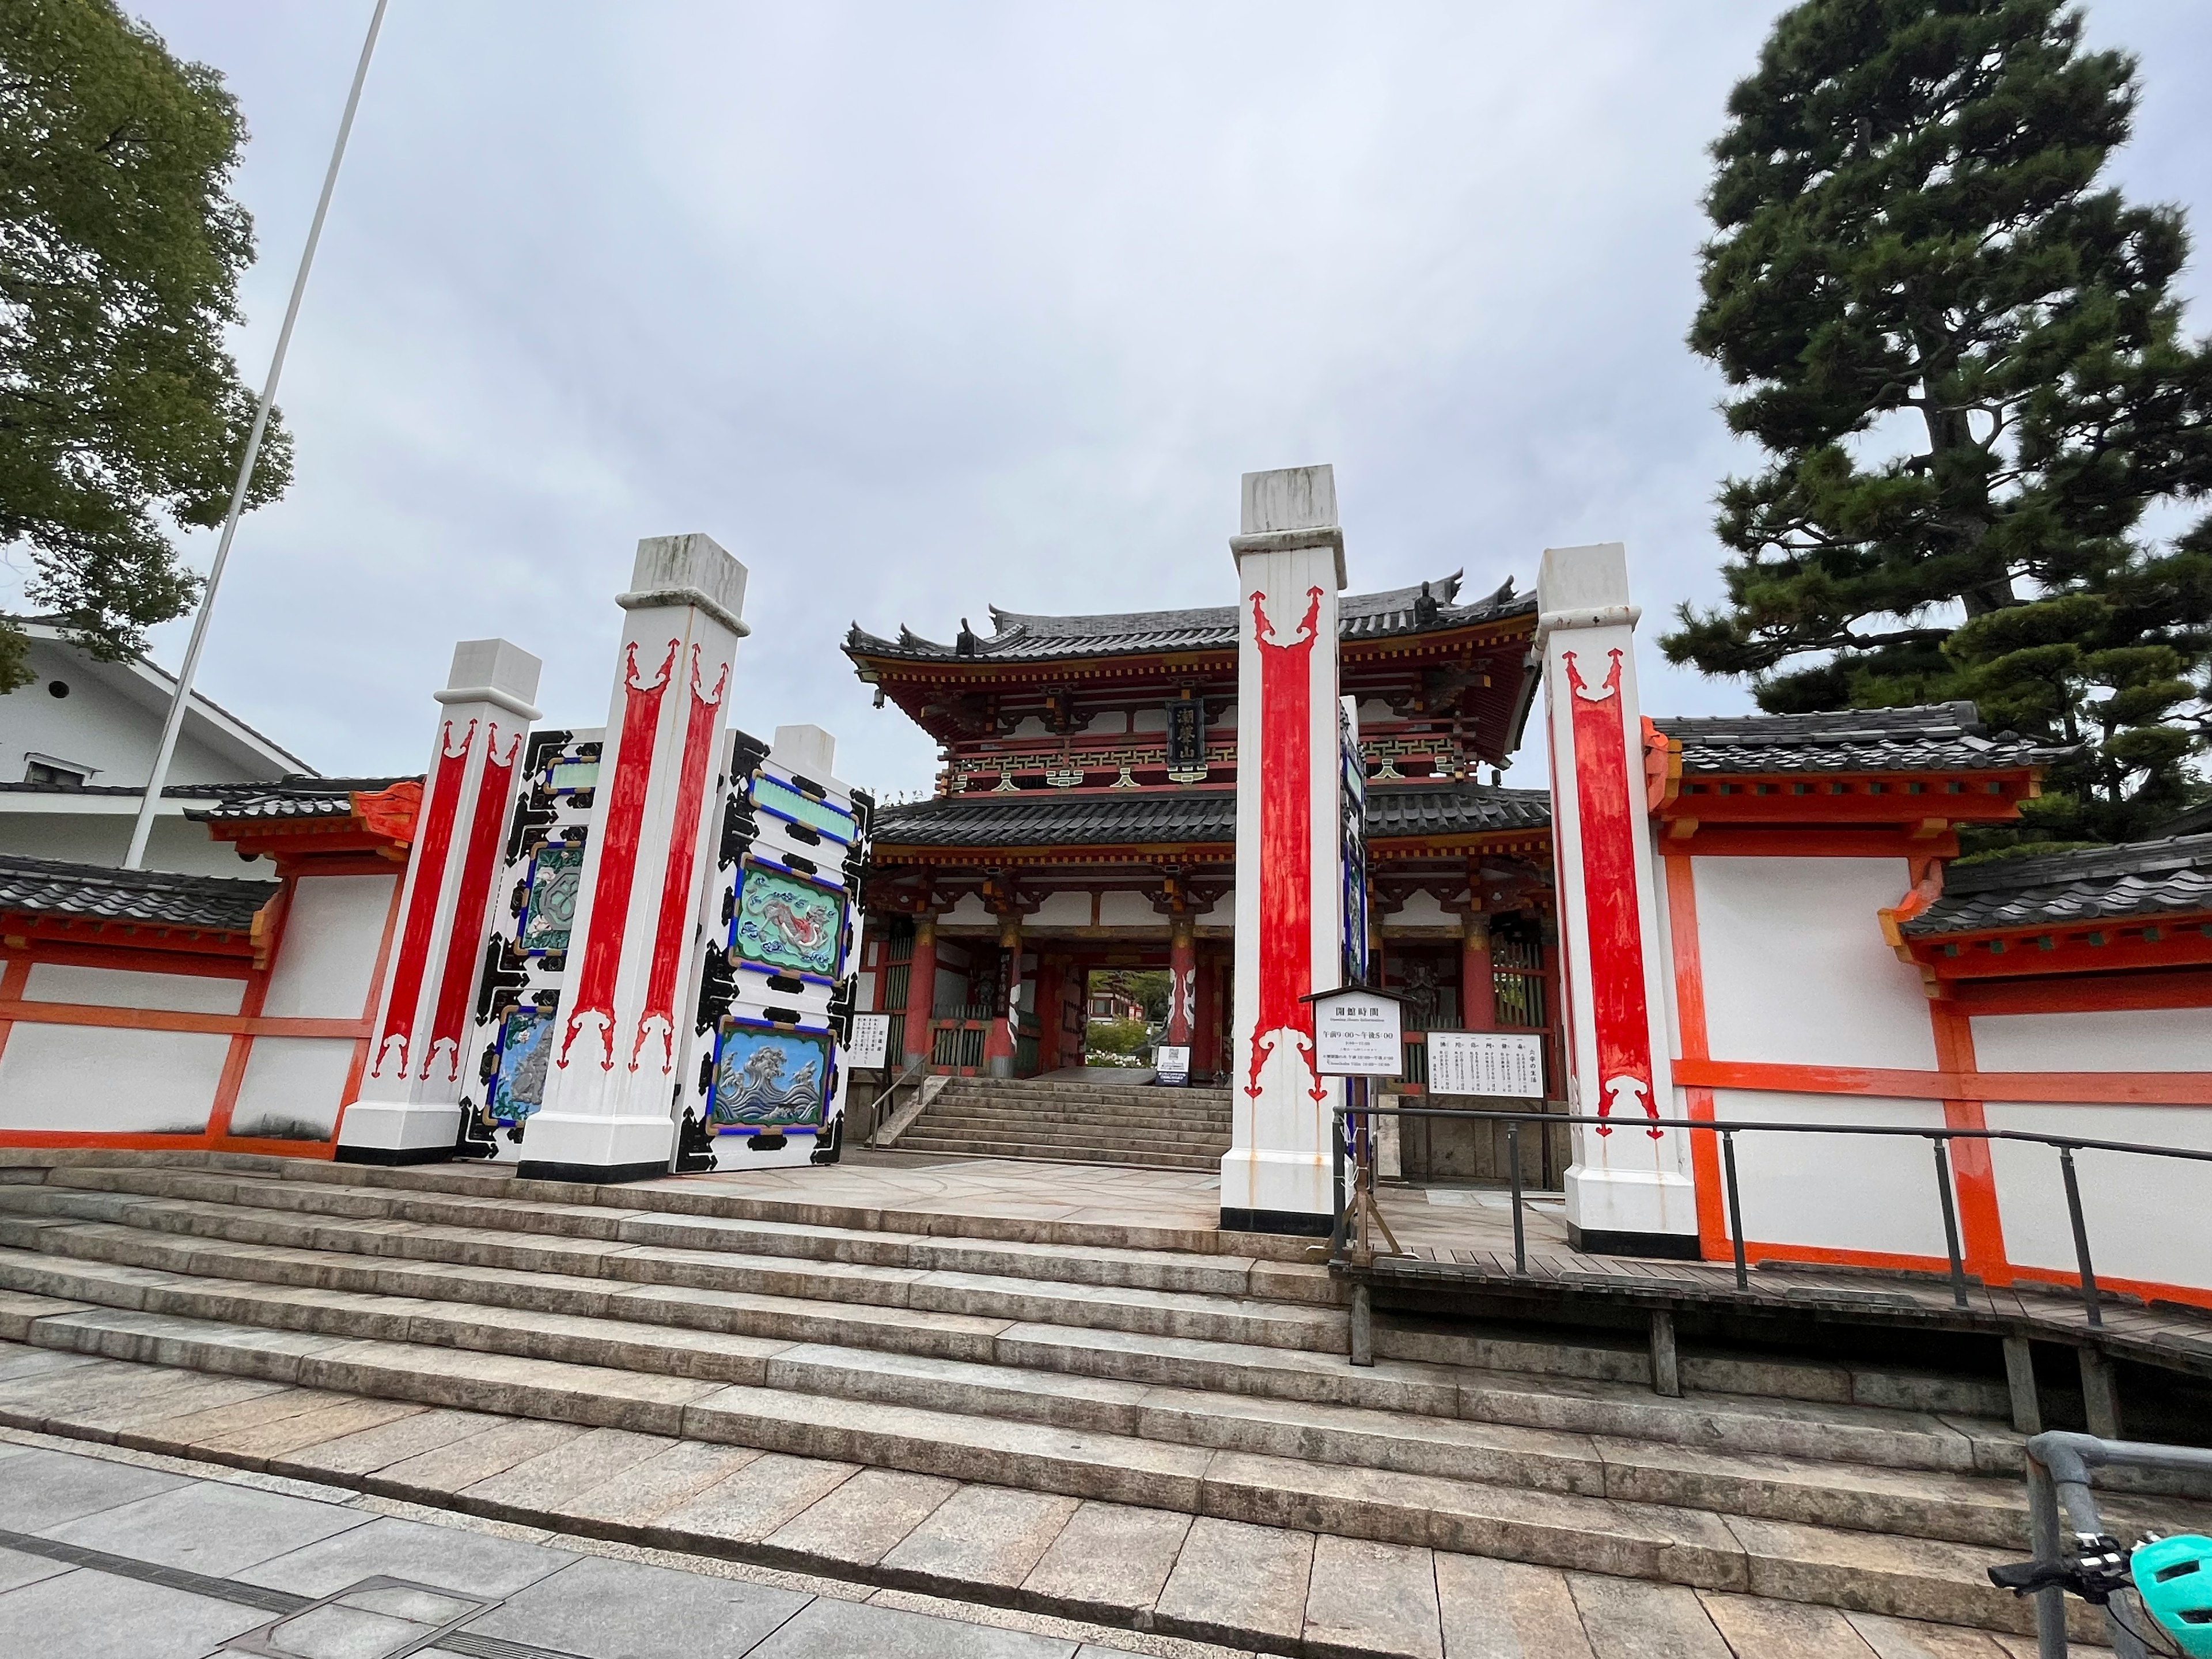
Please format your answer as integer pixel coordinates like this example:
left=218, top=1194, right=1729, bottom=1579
left=460, top=728, right=603, bottom=1160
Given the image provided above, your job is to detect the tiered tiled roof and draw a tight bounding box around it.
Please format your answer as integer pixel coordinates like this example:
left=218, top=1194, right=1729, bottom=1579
left=847, top=574, right=1529, bottom=663
left=874, top=781, right=1549, bottom=849
left=1656, top=702, right=2067, bottom=775
left=1902, top=835, right=2212, bottom=938
left=0, top=854, right=278, bottom=933
left=183, top=777, right=413, bottom=821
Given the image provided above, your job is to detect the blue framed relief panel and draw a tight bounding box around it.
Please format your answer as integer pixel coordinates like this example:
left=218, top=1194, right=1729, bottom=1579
left=709, top=1020, right=835, bottom=1135
left=751, top=771, right=857, bottom=846
left=517, top=838, right=585, bottom=957
left=489, top=1001, right=558, bottom=1127
left=729, top=862, right=847, bottom=982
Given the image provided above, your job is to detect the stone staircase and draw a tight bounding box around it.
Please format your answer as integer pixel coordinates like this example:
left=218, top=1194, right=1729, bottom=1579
left=0, top=1152, right=2203, bottom=1643
left=892, top=1075, right=1233, bottom=1171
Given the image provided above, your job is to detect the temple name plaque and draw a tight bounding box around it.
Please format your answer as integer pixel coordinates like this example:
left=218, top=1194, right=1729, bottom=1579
left=1426, top=1031, right=1544, bottom=1099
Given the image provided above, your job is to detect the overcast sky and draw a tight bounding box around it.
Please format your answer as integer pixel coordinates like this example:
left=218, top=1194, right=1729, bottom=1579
left=24, top=2, right=2211, bottom=794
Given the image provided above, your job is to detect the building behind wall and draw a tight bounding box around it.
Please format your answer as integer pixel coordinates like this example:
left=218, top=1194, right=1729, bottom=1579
left=0, top=617, right=322, bottom=876
left=844, top=574, right=1569, bottom=1159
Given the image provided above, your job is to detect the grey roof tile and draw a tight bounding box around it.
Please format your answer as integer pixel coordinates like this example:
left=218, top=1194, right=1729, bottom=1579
left=1655, top=701, right=2067, bottom=775
left=183, top=777, right=412, bottom=822
left=847, top=574, right=1533, bottom=662
left=1902, top=835, right=2212, bottom=937
left=873, top=781, right=1548, bottom=849
left=0, top=854, right=280, bottom=933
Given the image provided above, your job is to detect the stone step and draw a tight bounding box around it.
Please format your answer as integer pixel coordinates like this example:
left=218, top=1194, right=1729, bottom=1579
left=941, top=1084, right=1235, bottom=1106
left=0, top=1232, right=2028, bottom=1487
left=911, top=1108, right=1230, bottom=1134
left=892, top=1137, right=1225, bottom=1169
left=10, top=1173, right=2020, bottom=1422
left=0, top=1252, right=2108, bottom=1552
left=0, top=1295, right=2100, bottom=1637
left=30, top=1168, right=1321, bottom=1301
left=925, top=1093, right=1235, bottom=1116
left=0, top=1200, right=1349, bottom=1354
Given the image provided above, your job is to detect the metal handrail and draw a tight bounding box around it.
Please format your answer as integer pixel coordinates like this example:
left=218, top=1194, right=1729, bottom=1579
left=1329, top=1103, right=2212, bottom=1325
left=2011, top=1431, right=2212, bottom=1657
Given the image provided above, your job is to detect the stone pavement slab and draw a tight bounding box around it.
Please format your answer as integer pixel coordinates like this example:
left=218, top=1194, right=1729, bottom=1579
left=0, top=1565, right=268, bottom=1659
left=1018, top=1498, right=1191, bottom=1618
left=562, top=1438, right=762, bottom=1528
left=41, top=1476, right=370, bottom=1575
left=1154, top=1516, right=1314, bottom=1645
left=1435, top=1551, right=1596, bottom=1657
left=745, top=1595, right=1076, bottom=1657
left=0, top=1444, right=190, bottom=1531
left=1702, top=1590, right=1881, bottom=1656
left=1305, top=1534, right=1442, bottom=1658
left=0, top=1543, right=70, bottom=1595
left=763, top=1465, right=958, bottom=1567
left=463, top=1552, right=810, bottom=1658
left=881, top=1484, right=1083, bottom=1588
left=1568, top=1573, right=1733, bottom=1659
left=235, top=1510, right=576, bottom=1598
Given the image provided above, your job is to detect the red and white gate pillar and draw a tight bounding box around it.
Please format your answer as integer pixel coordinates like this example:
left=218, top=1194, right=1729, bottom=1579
left=337, top=639, right=543, bottom=1165
left=520, top=533, right=749, bottom=1184
left=1165, top=912, right=1198, bottom=1050
left=1221, top=465, right=1347, bottom=1235
left=1538, top=542, right=1696, bottom=1257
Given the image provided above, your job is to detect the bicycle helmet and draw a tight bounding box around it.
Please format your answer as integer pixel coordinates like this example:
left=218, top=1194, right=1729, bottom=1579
left=2132, top=1534, right=2212, bottom=1657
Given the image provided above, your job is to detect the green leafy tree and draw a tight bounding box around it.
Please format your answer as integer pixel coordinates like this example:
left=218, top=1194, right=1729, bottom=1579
left=0, top=0, right=289, bottom=692
left=1664, top=0, right=2212, bottom=843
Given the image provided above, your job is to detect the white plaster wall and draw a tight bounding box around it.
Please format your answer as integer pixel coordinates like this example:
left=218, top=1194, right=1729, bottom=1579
left=1097, top=892, right=1157, bottom=928
left=1696, top=857, right=1935, bottom=1069
left=1027, top=892, right=1090, bottom=927
left=940, top=893, right=991, bottom=927
left=1131, top=709, right=1168, bottom=733
left=1716, top=1089, right=1952, bottom=1258
left=1384, top=890, right=1455, bottom=931
left=1083, top=711, right=1128, bottom=735
left=1985, top=1103, right=2212, bottom=1292
left=1007, top=717, right=1051, bottom=738
left=0, top=1024, right=229, bottom=1132
left=1, top=639, right=256, bottom=785
left=0, top=812, right=272, bottom=877
left=23, top=964, right=244, bottom=1014
left=1198, top=887, right=1234, bottom=924
left=229, top=1037, right=353, bottom=1141
left=1973, top=1009, right=2209, bottom=1074
left=260, top=875, right=395, bottom=1020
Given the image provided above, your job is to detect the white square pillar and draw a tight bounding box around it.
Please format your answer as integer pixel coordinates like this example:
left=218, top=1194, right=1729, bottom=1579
left=337, top=639, right=543, bottom=1165
left=520, top=533, right=749, bottom=1183
left=1220, top=465, right=1348, bottom=1235
left=1537, top=543, right=1697, bottom=1257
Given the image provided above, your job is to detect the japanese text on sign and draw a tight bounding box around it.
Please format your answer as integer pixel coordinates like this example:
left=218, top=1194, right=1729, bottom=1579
left=848, top=1013, right=892, bottom=1071
left=1425, top=1031, right=1544, bottom=1099
left=1312, top=991, right=1403, bottom=1076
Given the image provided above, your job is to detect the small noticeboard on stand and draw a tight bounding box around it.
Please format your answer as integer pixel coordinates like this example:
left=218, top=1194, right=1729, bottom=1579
left=1302, top=985, right=1404, bottom=1077
left=849, top=1013, right=892, bottom=1072
left=1154, top=1045, right=1191, bottom=1086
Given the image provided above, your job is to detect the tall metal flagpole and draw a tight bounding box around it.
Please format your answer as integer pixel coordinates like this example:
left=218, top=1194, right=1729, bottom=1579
left=123, top=0, right=389, bottom=870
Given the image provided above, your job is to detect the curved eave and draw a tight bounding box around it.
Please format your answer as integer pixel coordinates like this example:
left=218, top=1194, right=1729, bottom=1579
left=1657, top=766, right=2044, bottom=835
left=1891, top=910, right=2212, bottom=983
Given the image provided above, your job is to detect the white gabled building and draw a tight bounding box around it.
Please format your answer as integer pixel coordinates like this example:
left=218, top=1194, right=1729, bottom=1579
left=0, top=616, right=319, bottom=875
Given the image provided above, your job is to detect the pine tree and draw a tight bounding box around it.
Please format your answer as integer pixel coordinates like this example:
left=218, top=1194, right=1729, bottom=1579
left=1663, top=0, right=2212, bottom=844
left=0, top=0, right=290, bottom=692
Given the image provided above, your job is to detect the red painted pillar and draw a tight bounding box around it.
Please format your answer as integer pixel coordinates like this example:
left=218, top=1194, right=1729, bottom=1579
left=1166, top=915, right=1197, bottom=1047
left=903, top=915, right=939, bottom=1069
left=1460, top=911, right=1494, bottom=1031
left=983, top=916, right=1024, bottom=1078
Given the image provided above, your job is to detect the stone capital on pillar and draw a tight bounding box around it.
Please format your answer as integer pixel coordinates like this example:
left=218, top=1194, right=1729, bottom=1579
left=520, top=533, right=748, bottom=1184
left=1538, top=541, right=1694, bottom=1257
left=1222, top=465, right=1347, bottom=1236
left=339, top=638, right=543, bottom=1165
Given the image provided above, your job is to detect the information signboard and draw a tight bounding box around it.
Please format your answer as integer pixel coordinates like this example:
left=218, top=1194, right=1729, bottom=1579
left=1154, top=1044, right=1191, bottom=1086
left=1310, top=988, right=1403, bottom=1077
left=1425, top=1031, right=1544, bottom=1099
left=849, top=1012, right=892, bottom=1071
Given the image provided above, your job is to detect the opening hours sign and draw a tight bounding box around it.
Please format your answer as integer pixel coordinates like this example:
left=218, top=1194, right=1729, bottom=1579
left=1306, top=986, right=1403, bottom=1077
left=1426, top=1032, right=1544, bottom=1099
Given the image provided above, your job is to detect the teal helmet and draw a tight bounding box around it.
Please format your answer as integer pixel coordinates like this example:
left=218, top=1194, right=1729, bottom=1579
left=2132, top=1534, right=2212, bottom=1658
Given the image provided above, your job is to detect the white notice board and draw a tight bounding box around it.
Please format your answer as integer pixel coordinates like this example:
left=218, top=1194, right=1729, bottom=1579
left=1426, top=1032, right=1544, bottom=1099
left=849, top=1012, right=892, bottom=1071
left=1311, top=990, right=1403, bottom=1077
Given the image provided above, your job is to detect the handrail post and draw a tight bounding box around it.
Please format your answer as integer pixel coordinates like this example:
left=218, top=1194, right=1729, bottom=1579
left=2023, top=1451, right=2068, bottom=1659
left=2059, top=1146, right=2102, bottom=1328
left=1932, top=1137, right=1969, bottom=1309
left=1327, top=1108, right=1349, bottom=1266
left=1721, top=1129, right=1748, bottom=1290
left=1507, top=1117, right=1527, bottom=1277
